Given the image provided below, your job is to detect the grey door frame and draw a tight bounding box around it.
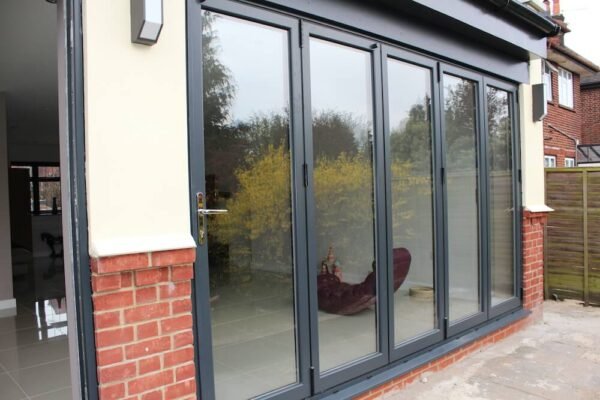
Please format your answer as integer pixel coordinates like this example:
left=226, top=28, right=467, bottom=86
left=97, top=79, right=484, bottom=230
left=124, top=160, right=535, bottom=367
left=187, top=1, right=525, bottom=399
left=57, top=0, right=98, bottom=399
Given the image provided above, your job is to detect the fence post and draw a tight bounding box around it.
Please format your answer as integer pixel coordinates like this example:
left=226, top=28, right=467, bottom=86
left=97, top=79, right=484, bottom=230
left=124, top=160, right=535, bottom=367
left=583, top=170, right=589, bottom=306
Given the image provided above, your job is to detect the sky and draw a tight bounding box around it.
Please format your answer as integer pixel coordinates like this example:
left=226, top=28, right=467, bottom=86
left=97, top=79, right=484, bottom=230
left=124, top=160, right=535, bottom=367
left=560, top=0, right=600, bottom=66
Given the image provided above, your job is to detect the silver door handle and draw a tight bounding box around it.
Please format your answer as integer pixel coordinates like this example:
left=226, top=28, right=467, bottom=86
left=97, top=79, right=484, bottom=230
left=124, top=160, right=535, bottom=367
left=197, top=208, right=228, bottom=215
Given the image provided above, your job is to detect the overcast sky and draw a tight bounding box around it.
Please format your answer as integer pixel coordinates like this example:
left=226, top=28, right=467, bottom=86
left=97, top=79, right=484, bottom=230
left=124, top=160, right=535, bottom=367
left=560, top=0, right=600, bottom=66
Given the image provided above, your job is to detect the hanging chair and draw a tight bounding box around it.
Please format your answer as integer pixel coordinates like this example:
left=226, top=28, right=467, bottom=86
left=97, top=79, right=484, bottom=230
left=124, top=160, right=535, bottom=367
left=317, top=248, right=411, bottom=315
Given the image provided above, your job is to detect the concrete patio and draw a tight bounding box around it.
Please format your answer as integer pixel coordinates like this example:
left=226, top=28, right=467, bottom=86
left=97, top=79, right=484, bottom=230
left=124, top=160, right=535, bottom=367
left=393, top=300, right=600, bottom=400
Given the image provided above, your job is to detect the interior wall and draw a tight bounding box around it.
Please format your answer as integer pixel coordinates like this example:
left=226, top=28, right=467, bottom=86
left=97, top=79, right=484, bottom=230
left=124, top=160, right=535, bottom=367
left=0, top=0, right=60, bottom=163
left=0, top=93, right=14, bottom=303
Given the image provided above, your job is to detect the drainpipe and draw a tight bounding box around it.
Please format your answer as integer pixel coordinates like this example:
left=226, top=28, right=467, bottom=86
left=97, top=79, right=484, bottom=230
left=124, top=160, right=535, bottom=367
left=548, top=123, right=579, bottom=165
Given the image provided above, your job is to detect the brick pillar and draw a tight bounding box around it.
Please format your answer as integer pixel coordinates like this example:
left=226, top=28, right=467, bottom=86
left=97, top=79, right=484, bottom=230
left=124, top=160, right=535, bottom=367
left=522, top=210, right=548, bottom=320
left=91, top=248, right=197, bottom=400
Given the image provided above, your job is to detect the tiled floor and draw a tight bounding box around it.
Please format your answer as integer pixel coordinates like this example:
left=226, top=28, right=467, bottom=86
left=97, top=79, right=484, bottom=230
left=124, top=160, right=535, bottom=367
left=0, top=255, right=72, bottom=400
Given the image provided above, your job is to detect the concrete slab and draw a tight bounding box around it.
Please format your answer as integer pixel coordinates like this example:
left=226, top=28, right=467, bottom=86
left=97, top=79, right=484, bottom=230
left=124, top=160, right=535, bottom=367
left=390, top=300, right=600, bottom=400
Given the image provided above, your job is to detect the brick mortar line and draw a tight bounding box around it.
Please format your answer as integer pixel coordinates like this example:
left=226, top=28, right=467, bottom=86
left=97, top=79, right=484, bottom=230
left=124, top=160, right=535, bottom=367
left=97, top=350, right=195, bottom=388
left=96, top=326, right=194, bottom=353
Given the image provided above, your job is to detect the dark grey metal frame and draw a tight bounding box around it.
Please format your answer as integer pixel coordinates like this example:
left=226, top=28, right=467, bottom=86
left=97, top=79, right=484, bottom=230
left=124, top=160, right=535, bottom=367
left=62, top=0, right=99, bottom=398
left=300, top=22, right=389, bottom=392
left=186, top=1, right=525, bottom=399
left=380, top=46, right=445, bottom=360
left=187, top=1, right=311, bottom=399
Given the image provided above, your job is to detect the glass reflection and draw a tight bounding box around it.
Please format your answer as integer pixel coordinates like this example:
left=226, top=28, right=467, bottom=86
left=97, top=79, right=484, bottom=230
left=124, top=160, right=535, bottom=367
left=487, top=87, right=515, bottom=305
left=202, top=11, right=298, bottom=399
left=387, top=59, right=436, bottom=345
left=443, top=74, right=481, bottom=322
left=309, top=38, right=378, bottom=371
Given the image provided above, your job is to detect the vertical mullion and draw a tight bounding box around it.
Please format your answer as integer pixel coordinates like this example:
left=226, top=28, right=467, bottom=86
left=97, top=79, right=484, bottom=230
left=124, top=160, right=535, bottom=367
left=438, top=66, right=450, bottom=336
left=289, top=18, right=312, bottom=399
left=479, top=78, right=490, bottom=317
left=372, top=44, right=389, bottom=362
left=380, top=47, right=395, bottom=357
left=299, top=26, right=321, bottom=391
left=432, top=62, right=447, bottom=340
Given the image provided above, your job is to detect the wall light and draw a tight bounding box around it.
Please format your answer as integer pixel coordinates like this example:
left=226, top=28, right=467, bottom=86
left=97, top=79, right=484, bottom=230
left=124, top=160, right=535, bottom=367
left=131, top=0, right=163, bottom=45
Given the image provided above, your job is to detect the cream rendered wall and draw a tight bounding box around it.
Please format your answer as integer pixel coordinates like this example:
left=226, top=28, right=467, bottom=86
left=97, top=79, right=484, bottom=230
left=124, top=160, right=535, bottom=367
left=520, top=58, right=552, bottom=212
left=83, top=1, right=195, bottom=257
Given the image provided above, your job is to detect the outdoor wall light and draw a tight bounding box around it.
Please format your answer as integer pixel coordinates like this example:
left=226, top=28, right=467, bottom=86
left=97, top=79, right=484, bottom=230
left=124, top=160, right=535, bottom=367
left=131, top=0, right=163, bottom=45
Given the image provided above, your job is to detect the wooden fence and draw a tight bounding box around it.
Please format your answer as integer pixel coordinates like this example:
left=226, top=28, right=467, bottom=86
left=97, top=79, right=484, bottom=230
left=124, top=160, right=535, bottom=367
left=545, top=168, right=600, bottom=306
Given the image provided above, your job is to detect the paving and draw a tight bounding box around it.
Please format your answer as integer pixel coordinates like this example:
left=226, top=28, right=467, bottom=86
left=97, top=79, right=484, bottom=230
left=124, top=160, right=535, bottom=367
left=390, top=300, right=600, bottom=400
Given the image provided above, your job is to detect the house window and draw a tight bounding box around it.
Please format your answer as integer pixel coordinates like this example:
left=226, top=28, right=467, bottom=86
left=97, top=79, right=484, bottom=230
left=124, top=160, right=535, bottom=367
left=544, top=63, right=553, bottom=102
left=558, top=68, right=573, bottom=108
left=565, top=157, right=576, bottom=167
left=10, top=163, right=61, bottom=214
left=544, top=155, right=557, bottom=168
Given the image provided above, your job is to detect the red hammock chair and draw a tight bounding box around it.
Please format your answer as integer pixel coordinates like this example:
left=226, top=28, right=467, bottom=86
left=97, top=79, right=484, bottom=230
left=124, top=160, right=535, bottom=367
left=317, top=248, right=411, bottom=315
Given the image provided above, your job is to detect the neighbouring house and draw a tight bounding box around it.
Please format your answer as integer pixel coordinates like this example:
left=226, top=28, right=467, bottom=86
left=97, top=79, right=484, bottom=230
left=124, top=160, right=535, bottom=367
left=578, top=72, right=600, bottom=166
left=0, top=1, right=559, bottom=399
left=542, top=0, right=600, bottom=168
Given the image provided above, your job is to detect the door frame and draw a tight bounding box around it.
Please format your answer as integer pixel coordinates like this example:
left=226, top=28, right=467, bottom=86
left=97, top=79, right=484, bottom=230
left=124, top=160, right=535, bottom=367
left=186, top=1, right=526, bottom=399
left=57, top=0, right=98, bottom=398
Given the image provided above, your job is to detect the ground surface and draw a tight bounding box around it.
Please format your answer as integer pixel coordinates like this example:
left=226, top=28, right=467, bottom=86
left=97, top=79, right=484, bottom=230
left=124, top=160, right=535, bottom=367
left=391, top=300, right=600, bottom=400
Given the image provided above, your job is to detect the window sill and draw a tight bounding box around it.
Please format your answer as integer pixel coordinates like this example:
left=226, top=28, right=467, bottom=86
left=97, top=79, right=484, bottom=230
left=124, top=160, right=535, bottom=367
left=558, top=103, right=575, bottom=112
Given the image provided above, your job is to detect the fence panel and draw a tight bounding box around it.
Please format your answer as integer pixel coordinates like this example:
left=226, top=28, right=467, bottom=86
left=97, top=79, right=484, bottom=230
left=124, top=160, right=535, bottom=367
left=545, top=170, right=585, bottom=301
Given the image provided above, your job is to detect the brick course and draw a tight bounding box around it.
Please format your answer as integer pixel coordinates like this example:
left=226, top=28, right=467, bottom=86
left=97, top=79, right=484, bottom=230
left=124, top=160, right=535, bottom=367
left=91, top=248, right=197, bottom=400
left=354, top=210, right=547, bottom=399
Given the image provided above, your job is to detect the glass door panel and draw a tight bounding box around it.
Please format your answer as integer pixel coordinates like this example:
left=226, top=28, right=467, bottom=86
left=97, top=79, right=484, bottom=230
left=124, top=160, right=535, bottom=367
left=308, top=36, right=378, bottom=372
left=201, top=10, right=299, bottom=399
left=386, top=58, right=438, bottom=345
left=442, top=74, right=482, bottom=324
left=487, top=86, right=516, bottom=308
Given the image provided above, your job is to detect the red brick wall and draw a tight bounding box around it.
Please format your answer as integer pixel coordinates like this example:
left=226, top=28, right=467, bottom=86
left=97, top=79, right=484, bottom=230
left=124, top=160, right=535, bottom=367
left=521, top=211, right=547, bottom=319
left=581, top=86, right=600, bottom=144
left=544, top=70, right=581, bottom=167
left=91, top=248, right=197, bottom=400
left=354, top=210, right=547, bottom=400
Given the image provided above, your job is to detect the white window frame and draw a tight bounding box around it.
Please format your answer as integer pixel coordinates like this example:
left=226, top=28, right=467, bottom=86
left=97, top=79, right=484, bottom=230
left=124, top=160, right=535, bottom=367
left=558, top=68, right=574, bottom=108
left=545, top=155, right=557, bottom=168
left=544, top=63, right=553, bottom=102
left=565, top=157, right=576, bottom=168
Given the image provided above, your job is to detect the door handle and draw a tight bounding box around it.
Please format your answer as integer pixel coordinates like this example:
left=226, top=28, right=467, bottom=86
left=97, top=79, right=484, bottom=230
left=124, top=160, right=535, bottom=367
left=197, top=209, right=229, bottom=215
left=196, top=192, right=228, bottom=245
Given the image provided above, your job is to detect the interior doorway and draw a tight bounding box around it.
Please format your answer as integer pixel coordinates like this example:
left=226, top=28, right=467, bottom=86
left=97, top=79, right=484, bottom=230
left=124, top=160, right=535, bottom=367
left=0, top=1, right=73, bottom=399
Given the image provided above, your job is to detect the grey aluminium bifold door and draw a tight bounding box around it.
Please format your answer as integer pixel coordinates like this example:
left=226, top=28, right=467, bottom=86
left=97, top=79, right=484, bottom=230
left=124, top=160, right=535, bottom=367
left=381, top=46, right=445, bottom=360
left=301, top=22, right=389, bottom=392
left=189, top=1, right=311, bottom=399
left=484, top=77, right=521, bottom=318
left=440, top=65, right=488, bottom=336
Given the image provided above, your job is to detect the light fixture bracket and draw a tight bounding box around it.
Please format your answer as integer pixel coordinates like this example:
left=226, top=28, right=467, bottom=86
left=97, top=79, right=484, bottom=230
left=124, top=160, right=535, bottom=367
left=131, top=0, right=163, bottom=45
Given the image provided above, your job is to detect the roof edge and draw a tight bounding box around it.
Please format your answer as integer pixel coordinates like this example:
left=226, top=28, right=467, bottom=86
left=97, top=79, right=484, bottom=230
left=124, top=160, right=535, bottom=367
left=484, top=0, right=560, bottom=37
